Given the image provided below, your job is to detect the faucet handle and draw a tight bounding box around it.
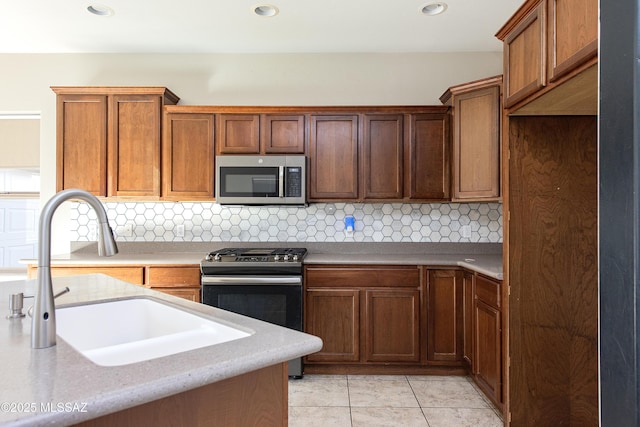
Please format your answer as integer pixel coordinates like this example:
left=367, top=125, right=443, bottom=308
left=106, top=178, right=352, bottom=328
left=26, top=287, right=70, bottom=318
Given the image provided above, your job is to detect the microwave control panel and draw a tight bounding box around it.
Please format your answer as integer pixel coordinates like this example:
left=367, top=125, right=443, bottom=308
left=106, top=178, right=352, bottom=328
left=285, top=167, right=302, bottom=197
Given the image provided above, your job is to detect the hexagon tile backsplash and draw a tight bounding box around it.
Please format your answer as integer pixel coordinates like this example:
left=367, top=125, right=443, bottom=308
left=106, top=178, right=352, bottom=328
left=70, top=202, right=502, bottom=243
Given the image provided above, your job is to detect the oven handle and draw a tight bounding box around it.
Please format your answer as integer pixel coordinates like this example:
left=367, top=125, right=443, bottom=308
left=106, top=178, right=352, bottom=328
left=278, top=166, right=284, bottom=198
left=201, top=276, right=302, bottom=285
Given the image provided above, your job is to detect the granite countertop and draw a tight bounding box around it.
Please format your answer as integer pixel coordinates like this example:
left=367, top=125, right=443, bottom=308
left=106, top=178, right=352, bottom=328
left=24, top=242, right=503, bottom=280
left=0, top=275, right=322, bottom=426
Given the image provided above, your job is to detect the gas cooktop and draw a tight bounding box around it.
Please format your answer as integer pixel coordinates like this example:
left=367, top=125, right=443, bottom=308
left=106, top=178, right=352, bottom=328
left=200, top=247, right=307, bottom=276
left=202, top=247, right=307, bottom=264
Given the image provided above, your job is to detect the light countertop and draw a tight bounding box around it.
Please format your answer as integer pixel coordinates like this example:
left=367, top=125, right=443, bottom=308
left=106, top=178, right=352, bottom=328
left=24, top=242, right=503, bottom=280
left=304, top=253, right=503, bottom=280
left=0, top=275, right=322, bottom=426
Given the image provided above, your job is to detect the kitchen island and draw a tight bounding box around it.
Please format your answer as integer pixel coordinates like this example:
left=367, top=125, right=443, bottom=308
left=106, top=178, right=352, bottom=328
left=0, top=274, right=322, bottom=426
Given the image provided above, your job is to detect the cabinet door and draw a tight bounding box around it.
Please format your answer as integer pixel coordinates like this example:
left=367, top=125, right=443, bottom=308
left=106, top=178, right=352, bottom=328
left=309, top=115, right=359, bottom=200
left=463, top=271, right=475, bottom=371
left=548, top=0, right=598, bottom=81
left=452, top=85, right=501, bottom=201
left=475, top=300, right=501, bottom=405
left=55, top=94, right=108, bottom=196
left=363, top=114, right=403, bottom=199
left=163, top=113, right=215, bottom=200
left=218, top=114, right=260, bottom=154
left=262, top=114, right=305, bottom=153
left=427, top=269, right=463, bottom=362
left=108, top=95, right=162, bottom=197
left=364, top=289, right=420, bottom=363
left=305, top=288, right=360, bottom=362
left=503, top=1, right=546, bottom=107
left=407, top=114, right=450, bottom=200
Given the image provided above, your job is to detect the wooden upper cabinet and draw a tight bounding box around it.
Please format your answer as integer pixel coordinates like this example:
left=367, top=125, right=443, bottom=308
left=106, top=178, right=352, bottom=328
left=496, top=0, right=598, bottom=111
left=52, top=86, right=179, bottom=198
left=309, top=115, right=359, bottom=200
left=262, top=114, right=305, bottom=153
left=55, top=94, right=108, bottom=196
left=441, top=76, right=501, bottom=201
left=500, top=1, right=546, bottom=108
left=363, top=114, right=403, bottom=199
left=548, top=0, right=598, bottom=82
left=163, top=112, right=215, bottom=200
left=108, top=95, right=162, bottom=197
left=407, top=113, right=450, bottom=201
left=217, top=114, right=260, bottom=154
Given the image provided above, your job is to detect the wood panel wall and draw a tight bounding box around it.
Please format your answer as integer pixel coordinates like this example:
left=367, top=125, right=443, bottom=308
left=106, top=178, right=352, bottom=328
left=508, top=115, right=598, bottom=426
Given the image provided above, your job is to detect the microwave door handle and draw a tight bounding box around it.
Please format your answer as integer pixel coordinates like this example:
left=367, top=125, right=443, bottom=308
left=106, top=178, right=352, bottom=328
left=279, top=166, right=284, bottom=198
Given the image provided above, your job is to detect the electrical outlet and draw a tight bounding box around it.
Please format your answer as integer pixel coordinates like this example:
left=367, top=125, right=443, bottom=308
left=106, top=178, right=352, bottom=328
left=176, top=224, right=185, bottom=237
left=117, top=223, right=133, bottom=237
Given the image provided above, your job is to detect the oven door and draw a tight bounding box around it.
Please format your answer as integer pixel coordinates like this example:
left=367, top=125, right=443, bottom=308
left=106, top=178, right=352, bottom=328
left=201, top=276, right=302, bottom=332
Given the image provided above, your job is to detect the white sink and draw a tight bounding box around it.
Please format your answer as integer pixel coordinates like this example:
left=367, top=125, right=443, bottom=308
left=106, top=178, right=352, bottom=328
left=56, top=298, right=252, bottom=366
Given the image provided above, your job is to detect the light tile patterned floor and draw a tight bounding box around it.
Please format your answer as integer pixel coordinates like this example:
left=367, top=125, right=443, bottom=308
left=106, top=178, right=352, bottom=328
left=289, top=375, right=503, bottom=427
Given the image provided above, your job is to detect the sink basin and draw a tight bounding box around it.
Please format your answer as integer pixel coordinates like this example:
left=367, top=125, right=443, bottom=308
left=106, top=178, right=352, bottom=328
left=56, top=298, right=252, bottom=366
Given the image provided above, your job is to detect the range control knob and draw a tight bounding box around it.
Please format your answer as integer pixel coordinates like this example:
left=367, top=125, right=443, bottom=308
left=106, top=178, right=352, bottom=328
left=213, top=253, right=222, bottom=261
left=274, top=254, right=281, bottom=261
left=283, top=254, right=290, bottom=261
left=293, top=254, right=299, bottom=262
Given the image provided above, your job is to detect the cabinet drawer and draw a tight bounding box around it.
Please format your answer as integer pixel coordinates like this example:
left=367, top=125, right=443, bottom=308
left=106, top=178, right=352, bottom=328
left=30, top=266, right=145, bottom=285
left=475, top=275, right=500, bottom=309
left=145, top=266, right=201, bottom=287
left=150, top=287, right=201, bottom=302
left=305, top=266, right=420, bottom=288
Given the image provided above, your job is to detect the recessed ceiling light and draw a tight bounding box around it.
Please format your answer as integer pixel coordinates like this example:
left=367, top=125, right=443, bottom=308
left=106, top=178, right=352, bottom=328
left=421, top=2, right=448, bottom=16
left=87, top=4, right=114, bottom=17
left=253, top=4, right=279, bottom=17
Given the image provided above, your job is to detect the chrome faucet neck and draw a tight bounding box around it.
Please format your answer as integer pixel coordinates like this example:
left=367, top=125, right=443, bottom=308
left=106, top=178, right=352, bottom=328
left=31, top=189, right=118, bottom=349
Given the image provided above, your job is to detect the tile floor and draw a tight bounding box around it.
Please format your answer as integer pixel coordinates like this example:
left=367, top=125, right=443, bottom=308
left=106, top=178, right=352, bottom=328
left=288, top=374, right=503, bottom=427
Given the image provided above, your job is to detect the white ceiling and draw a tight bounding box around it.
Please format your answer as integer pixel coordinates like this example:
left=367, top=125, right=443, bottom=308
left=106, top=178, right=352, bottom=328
left=0, top=0, right=523, bottom=54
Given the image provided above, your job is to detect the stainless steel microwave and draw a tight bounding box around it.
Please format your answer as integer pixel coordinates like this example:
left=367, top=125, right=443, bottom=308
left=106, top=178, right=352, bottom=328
left=215, top=155, right=306, bottom=205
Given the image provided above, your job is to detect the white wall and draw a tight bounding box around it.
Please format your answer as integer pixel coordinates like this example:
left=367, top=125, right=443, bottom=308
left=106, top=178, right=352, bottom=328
left=0, top=119, right=39, bottom=168
left=0, top=52, right=502, bottom=253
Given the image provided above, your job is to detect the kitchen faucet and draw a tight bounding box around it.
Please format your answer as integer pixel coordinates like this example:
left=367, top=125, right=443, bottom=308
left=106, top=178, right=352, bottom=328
left=31, top=189, right=118, bottom=349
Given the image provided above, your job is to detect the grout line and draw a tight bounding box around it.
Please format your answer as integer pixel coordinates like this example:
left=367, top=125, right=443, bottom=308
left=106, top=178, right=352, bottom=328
left=346, top=375, right=354, bottom=427
left=406, top=375, right=432, bottom=426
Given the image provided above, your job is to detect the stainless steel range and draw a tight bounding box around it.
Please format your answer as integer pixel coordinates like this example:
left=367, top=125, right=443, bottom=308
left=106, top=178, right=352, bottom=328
left=200, top=247, right=307, bottom=378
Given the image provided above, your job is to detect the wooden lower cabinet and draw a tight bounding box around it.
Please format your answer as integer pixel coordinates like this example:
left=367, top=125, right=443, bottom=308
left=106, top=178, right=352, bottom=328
left=145, top=266, right=202, bottom=303
left=365, top=289, right=420, bottom=363
left=28, top=265, right=145, bottom=285
left=427, top=269, right=463, bottom=363
left=305, top=288, right=360, bottom=362
left=473, top=274, right=502, bottom=407
left=462, top=270, right=475, bottom=370
left=304, top=265, right=423, bottom=368
left=27, top=264, right=201, bottom=302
